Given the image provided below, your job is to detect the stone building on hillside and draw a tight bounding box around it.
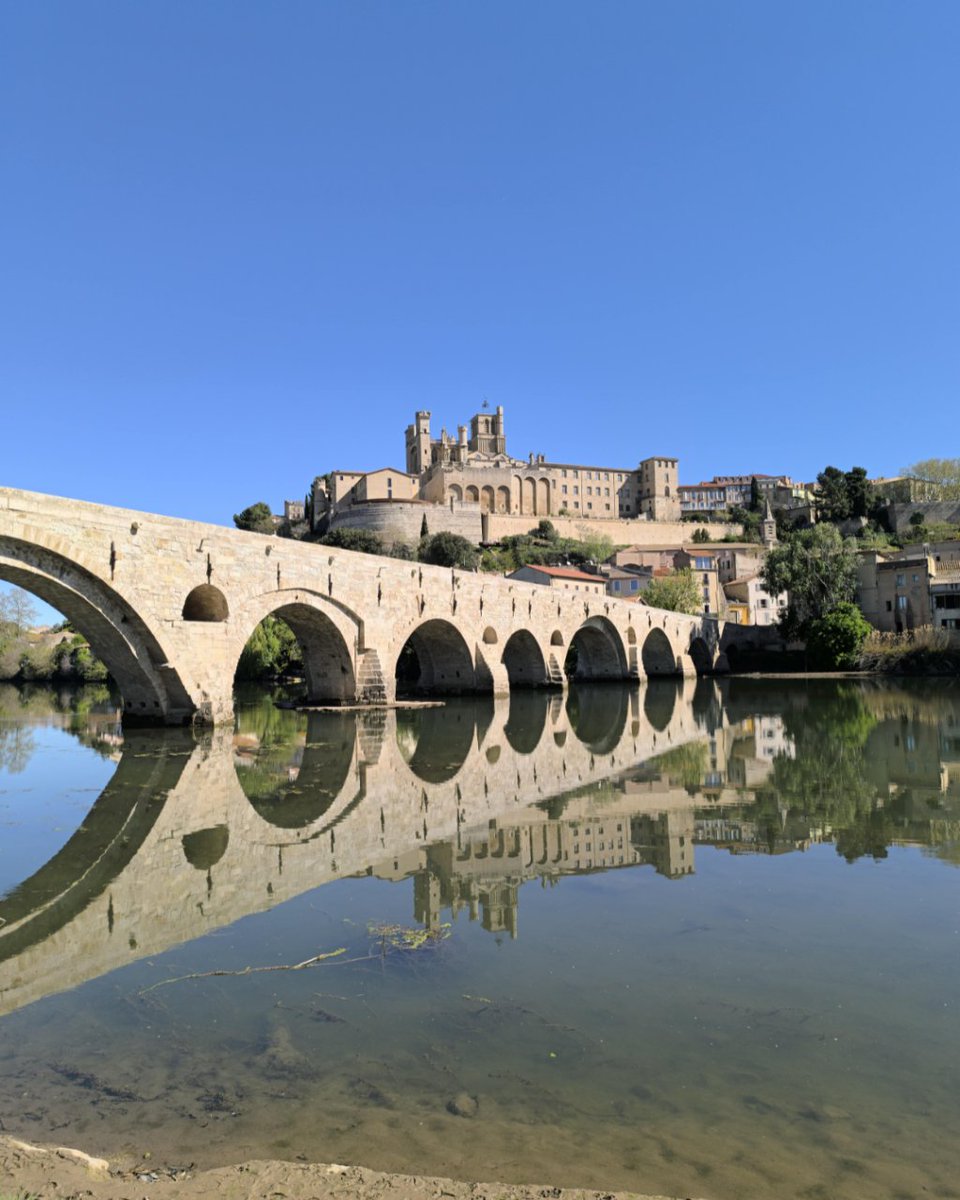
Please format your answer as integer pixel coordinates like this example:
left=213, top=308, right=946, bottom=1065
left=302, top=404, right=683, bottom=539
left=408, top=406, right=681, bottom=521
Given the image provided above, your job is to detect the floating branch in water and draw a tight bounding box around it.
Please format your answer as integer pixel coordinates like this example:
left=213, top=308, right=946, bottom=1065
left=138, top=947, right=351, bottom=994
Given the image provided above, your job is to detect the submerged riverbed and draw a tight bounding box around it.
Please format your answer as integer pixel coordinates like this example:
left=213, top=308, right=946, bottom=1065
left=1, top=677, right=959, bottom=1200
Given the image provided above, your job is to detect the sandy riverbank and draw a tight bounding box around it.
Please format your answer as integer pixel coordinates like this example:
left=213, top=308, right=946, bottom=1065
left=0, top=1136, right=694, bottom=1200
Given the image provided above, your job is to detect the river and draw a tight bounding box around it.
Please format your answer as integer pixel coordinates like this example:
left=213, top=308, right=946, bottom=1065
left=1, top=677, right=958, bottom=1200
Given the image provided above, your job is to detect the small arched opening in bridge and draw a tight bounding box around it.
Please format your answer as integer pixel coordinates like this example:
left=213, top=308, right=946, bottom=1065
left=234, top=603, right=354, bottom=705
left=504, top=690, right=549, bottom=754
left=565, top=616, right=628, bottom=681
left=235, top=710, right=358, bottom=829
left=396, top=700, right=477, bottom=783
left=502, top=630, right=551, bottom=689
left=688, top=637, right=713, bottom=676
left=0, top=539, right=194, bottom=725
left=395, top=619, right=480, bottom=697
left=641, top=627, right=681, bottom=677
left=182, top=585, right=229, bottom=622
left=566, top=685, right=629, bottom=753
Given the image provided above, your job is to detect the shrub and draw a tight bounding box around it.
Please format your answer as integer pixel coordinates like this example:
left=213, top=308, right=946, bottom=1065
left=806, top=603, right=873, bottom=670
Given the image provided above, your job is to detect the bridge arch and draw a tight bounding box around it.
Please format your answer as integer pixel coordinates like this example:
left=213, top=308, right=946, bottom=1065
left=642, top=627, right=680, bottom=677
left=501, top=629, right=550, bottom=688
left=231, top=593, right=359, bottom=704
left=396, top=618, right=479, bottom=695
left=0, top=535, right=194, bottom=723
left=688, top=637, right=713, bottom=676
left=567, top=616, right=628, bottom=681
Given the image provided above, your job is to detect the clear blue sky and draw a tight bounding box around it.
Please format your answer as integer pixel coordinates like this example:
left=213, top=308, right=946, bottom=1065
left=2, top=0, right=958, bottom=535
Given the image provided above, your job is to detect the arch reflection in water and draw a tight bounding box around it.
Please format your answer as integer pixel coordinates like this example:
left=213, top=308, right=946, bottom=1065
left=503, top=689, right=550, bottom=755
left=396, top=699, right=487, bottom=783
left=643, top=678, right=681, bottom=733
left=236, top=711, right=359, bottom=828
left=566, top=684, right=630, bottom=753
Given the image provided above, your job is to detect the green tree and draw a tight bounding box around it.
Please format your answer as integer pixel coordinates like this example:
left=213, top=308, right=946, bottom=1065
left=846, top=466, right=869, bottom=519
left=420, top=513, right=429, bottom=538
left=815, top=466, right=851, bottom=523
left=419, top=531, right=479, bottom=569
left=0, top=587, right=39, bottom=636
left=805, top=602, right=872, bottom=669
left=642, top=568, right=701, bottom=614
left=728, top=506, right=761, bottom=542
left=233, top=502, right=275, bottom=534
left=536, top=519, right=559, bottom=542
left=691, top=527, right=711, bottom=543
left=236, top=616, right=303, bottom=680
left=320, top=527, right=385, bottom=555
left=760, top=524, right=860, bottom=638
left=901, top=457, right=960, bottom=499
left=749, top=476, right=762, bottom=512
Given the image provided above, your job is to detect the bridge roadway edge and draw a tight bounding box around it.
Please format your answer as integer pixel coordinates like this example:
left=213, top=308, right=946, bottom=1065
left=0, top=485, right=759, bottom=726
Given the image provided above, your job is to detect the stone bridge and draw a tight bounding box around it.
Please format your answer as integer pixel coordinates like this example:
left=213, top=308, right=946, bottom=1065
left=0, top=487, right=739, bottom=726
left=0, top=682, right=724, bottom=1017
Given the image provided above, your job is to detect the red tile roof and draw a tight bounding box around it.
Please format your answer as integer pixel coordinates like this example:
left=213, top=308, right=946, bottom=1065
left=521, top=566, right=602, bottom=582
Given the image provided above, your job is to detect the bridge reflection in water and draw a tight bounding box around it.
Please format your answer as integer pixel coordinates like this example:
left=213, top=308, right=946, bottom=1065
left=1, top=679, right=725, bottom=1015
left=4, top=677, right=960, bottom=1024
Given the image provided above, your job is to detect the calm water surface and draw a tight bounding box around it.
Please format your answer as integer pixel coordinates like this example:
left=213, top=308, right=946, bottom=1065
left=1, top=677, right=959, bottom=1200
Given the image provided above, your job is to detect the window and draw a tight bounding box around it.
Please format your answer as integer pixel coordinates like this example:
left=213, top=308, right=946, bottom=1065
left=573, top=486, right=579, bottom=495
left=630, top=579, right=639, bottom=591
left=897, top=595, right=908, bottom=610
left=896, top=573, right=905, bottom=586
left=612, top=581, right=621, bottom=591
left=886, top=600, right=893, bottom=612
left=562, top=484, right=568, bottom=494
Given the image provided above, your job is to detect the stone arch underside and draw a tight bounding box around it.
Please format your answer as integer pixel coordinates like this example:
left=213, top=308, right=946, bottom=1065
left=688, top=636, right=713, bottom=676
left=568, top=617, right=629, bottom=681
left=396, top=618, right=482, bottom=695
left=642, top=627, right=680, bottom=677
left=501, top=629, right=552, bottom=689
left=248, top=601, right=358, bottom=704
left=0, top=536, right=194, bottom=724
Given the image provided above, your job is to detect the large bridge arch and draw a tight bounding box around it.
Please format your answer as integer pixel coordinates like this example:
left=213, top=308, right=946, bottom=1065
left=229, top=590, right=362, bottom=705
left=395, top=618, right=480, bottom=695
left=502, top=629, right=551, bottom=689
left=0, top=535, right=194, bottom=724
left=642, top=626, right=681, bottom=677
left=567, top=616, right=628, bottom=681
